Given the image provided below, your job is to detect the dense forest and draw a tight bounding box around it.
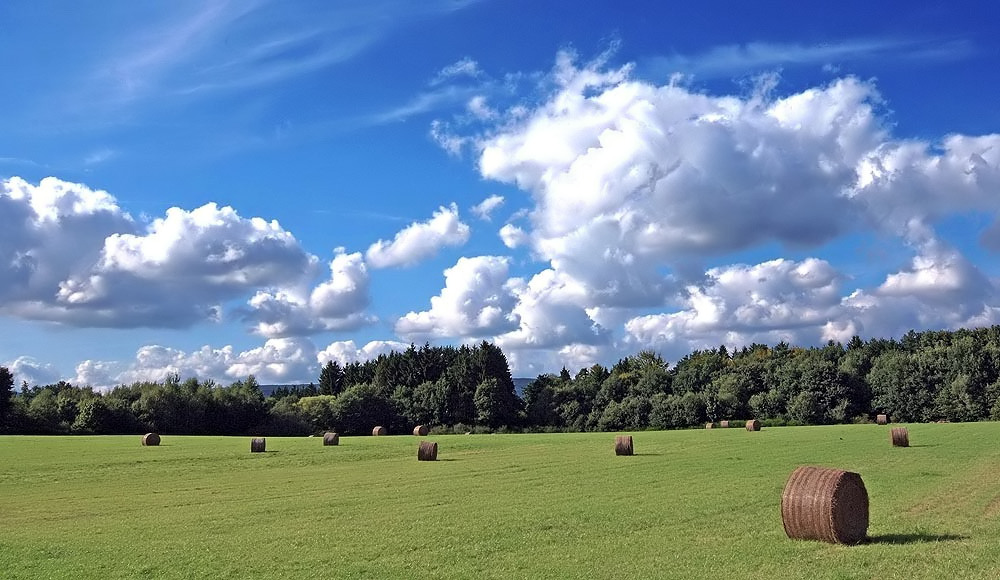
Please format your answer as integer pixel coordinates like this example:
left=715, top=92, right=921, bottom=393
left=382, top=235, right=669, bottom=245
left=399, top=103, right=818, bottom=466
left=4, top=327, right=1000, bottom=436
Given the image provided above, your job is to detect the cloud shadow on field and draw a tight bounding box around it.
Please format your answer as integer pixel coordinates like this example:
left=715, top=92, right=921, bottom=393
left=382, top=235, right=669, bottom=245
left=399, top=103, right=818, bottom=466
left=866, top=533, right=967, bottom=545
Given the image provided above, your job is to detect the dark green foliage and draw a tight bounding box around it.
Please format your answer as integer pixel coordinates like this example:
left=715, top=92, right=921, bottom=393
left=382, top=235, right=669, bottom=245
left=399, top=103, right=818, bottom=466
left=318, top=361, right=344, bottom=396
left=11, top=328, right=1000, bottom=435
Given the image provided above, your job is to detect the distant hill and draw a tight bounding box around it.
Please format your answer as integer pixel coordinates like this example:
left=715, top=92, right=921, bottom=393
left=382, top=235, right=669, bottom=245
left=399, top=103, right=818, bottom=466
left=260, top=378, right=535, bottom=398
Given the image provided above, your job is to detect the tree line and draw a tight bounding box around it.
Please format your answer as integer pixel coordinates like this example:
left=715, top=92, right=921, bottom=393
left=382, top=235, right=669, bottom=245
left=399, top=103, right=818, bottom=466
left=3, top=328, right=1000, bottom=436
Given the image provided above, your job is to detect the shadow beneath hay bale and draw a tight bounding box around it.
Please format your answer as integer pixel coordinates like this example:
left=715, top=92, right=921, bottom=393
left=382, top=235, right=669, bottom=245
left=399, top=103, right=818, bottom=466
left=436, top=458, right=460, bottom=462
left=907, top=444, right=938, bottom=448
left=631, top=452, right=662, bottom=456
left=866, top=533, right=967, bottom=545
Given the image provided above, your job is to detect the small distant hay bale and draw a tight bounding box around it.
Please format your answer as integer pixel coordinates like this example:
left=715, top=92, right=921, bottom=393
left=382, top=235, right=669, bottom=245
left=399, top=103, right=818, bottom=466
left=876, top=414, right=888, bottom=425
left=417, top=441, right=438, bottom=461
left=141, top=433, right=160, bottom=446
left=413, top=425, right=429, bottom=436
left=720, top=420, right=730, bottom=428
left=891, top=427, right=909, bottom=447
left=746, top=419, right=761, bottom=432
left=323, top=432, right=339, bottom=446
left=705, top=422, right=714, bottom=429
left=372, top=426, right=387, bottom=436
left=781, top=466, right=869, bottom=545
left=250, top=437, right=266, bottom=453
left=614, top=435, right=634, bottom=456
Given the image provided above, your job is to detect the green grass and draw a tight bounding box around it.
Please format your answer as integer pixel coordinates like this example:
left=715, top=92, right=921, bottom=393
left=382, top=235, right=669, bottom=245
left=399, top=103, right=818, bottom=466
left=3, top=424, right=1000, bottom=579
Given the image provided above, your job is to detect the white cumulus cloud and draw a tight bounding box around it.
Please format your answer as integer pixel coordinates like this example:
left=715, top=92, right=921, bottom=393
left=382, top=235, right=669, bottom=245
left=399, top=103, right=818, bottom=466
left=396, top=255, right=519, bottom=340
left=317, top=340, right=410, bottom=366
left=245, top=249, right=373, bottom=337
left=366, top=203, right=470, bottom=268
left=471, top=194, right=504, bottom=220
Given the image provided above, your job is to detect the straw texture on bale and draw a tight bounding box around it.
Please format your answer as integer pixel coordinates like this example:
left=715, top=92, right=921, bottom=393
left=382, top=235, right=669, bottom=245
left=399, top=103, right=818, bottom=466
left=720, top=420, right=730, bottom=428
left=323, top=432, right=339, bottom=446
left=614, top=435, right=634, bottom=456
left=250, top=438, right=266, bottom=453
left=413, top=425, right=429, bottom=436
left=141, top=433, right=160, bottom=446
left=876, top=414, right=888, bottom=425
left=372, top=426, right=387, bottom=436
left=705, top=422, right=714, bottom=429
left=781, top=466, right=869, bottom=545
left=746, top=419, right=761, bottom=431
left=891, top=427, right=909, bottom=447
left=417, top=441, right=438, bottom=461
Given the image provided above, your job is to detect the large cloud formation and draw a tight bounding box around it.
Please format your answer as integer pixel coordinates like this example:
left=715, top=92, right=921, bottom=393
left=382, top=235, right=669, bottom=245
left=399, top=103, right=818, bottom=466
left=438, top=51, right=1000, bottom=366
left=0, top=177, right=324, bottom=328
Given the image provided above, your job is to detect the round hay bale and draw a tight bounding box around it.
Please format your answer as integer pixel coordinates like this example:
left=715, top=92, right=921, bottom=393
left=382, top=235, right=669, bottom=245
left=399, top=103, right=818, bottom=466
left=323, top=432, right=339, bottom=446
left=781, top=466, right=869, bottom=545
left=372, top=426, right=387, bottom=436
left=746, top=419, right=761, bottom=431
left=250, top=437, right=266, bottom=453
left=720, top=420, right=730, bottom=428
left=891, top=427, right=909, bottom=447
left=876, top=414, right=888, bottom=425
left=614, top=435, right=634, bottom=456
left=141, top=432, right=160, bottom=446
left=417, top=441, right=438, bottom=461
left=413, top=425, right=429, bottom=436
left=705, top=422, right=714, bottom=429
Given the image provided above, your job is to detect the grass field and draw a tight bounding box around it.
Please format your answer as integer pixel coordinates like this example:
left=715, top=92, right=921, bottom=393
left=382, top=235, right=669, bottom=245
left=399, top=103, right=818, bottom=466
left=2, top=423, right=1000, bottom=579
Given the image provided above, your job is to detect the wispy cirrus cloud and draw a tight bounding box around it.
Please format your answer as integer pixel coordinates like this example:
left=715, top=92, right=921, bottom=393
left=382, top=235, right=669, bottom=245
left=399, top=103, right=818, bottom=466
left=71, top=0, right=491, bottom=116
left=642, top=37, right=974, bottom=78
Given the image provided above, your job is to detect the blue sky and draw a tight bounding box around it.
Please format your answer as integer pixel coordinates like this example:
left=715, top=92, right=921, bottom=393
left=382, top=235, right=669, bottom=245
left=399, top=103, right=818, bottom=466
left=2, top=0, right=999, bottom=387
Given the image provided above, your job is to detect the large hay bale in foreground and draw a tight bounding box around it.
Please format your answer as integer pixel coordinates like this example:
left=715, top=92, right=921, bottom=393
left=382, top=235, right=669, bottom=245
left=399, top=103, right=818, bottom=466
left=876, top=414, right=888, bottom=425
left=413, top=425, right=429, bottom=436
left=720, top=420, right=730, bottom=428
left=891, top=427, right=909, bottom=447
left=250, top=438, right=266, bottom=453
left=781, top=466, right=869, bottom=545
left=705, top=422, right=714, bottom=429
left=614, top=435, right=634, bottom=456
left=323, top=432, right=339, bottom=446
left=746, top=419, right=761, bottom=431
left=417, top=441, right=438, bottom=461
left=372, top=426, right=387, bottom=436
left=141, top=433, right=160, bottom=446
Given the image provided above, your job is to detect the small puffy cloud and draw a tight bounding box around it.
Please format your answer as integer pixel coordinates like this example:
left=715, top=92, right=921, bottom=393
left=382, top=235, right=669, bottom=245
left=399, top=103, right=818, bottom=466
left=366, top=203, right=470, bottom=268
left=467, top=95, right=497, bottom=120
left=7, top=356, right=61, bottom=388
left=471, top=194, right=504, bottom=221
left=395, top=256, right=519, bottom=340
left=499, top=223, right=528, bottom=249
left=246, top=249, right=374, bottom=337
left=433, top=57, right=482, bottom=84
left=505, top=343, right=612, bottom=377
left=72, top=360, right=119, bottom=389
left=317, top=340, right=410, bottom=365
